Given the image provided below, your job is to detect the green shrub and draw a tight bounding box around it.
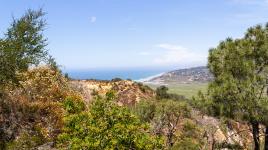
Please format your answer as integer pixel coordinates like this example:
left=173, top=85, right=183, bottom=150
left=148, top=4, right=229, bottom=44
left=6, top=131, right=45, bottom=150
left=172, top=137, right=201, bottom=150
left=63, top=96, right=85, bottom=114
left=57, top=93, right=163, bottom=149
left=132, top=100, right=156, bottom=123
left=156, top=86, right=186, bottom=101
left=156, top=86, right=169, bottom=99
left=172, top=120, right=204, bottom=150
left=215, top=142, right=243, bottom=149
left=136, top=82, right=152, bottom=93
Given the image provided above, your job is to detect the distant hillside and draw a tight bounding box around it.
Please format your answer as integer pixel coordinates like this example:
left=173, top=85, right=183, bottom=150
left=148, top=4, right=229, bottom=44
left=145, top=66, right=213, bottom=84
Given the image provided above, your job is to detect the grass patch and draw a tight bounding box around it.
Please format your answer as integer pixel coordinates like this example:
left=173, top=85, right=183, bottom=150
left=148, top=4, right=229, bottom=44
left=147, top=83, right=208, bottom=99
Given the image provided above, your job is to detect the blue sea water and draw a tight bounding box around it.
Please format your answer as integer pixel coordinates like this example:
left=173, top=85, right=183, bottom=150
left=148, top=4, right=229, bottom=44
left=65, top=69, right=166, bottom=80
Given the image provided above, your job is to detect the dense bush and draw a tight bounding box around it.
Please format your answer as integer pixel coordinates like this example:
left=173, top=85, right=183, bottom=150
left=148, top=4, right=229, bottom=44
left=0, top=66, right=76, bottom=149
left=156, top=86, right=169, bottom=99
left=191, top=91, right=214, bottom=115
left=6, top=131, right=45, bottom=150
left=57, top=92, right=164, bottom=149
left=20, top=66, right=69, bottom=102
left=0, top=9, right=51, bottom=148
left=63, top=96, right=85, bottom=114
left=131, top=99, right=156, bottom=123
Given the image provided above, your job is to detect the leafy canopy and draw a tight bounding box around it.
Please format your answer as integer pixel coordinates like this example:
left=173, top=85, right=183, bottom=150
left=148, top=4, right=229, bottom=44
left=0, top=9, right=48, bottom=87
left=58, top=92, right=163, bottom=150
left=207, top=24, right=268, bottom=123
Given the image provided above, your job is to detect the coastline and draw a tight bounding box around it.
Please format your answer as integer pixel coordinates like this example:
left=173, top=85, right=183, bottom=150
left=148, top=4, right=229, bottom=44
left=66, top=69, right=166, bottom=81
left=135, top=72, right=166, bottom=85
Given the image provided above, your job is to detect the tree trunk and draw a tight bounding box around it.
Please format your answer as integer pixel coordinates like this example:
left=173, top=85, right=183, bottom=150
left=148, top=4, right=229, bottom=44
left=264, top=127, right=268, bottom=150
left=251, top=121, right=260, bottom=150
left=0, top=91, right=6, bottom=150
left=167, top=132, right=173, bottom=148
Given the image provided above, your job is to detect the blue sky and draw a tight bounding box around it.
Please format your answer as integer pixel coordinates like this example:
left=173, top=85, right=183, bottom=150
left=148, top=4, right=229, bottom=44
left=1, top=0, right=268, bottom=70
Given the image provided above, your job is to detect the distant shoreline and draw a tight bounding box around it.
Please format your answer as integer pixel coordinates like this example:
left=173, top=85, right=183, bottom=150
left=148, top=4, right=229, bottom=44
left=66, top=69, right=166, bottom=81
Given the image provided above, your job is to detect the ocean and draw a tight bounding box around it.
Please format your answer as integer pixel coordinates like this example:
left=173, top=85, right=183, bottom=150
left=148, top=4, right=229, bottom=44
left=65, top=69, right=166, bottom=81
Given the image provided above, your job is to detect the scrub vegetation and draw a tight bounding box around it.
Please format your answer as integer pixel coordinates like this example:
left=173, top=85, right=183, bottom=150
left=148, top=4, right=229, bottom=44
left=1, top=9, right=268, bottom=150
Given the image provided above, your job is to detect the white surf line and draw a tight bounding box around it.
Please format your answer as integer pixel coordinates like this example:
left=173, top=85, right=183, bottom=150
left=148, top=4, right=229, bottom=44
left=135, top=72, right=165, bottom=82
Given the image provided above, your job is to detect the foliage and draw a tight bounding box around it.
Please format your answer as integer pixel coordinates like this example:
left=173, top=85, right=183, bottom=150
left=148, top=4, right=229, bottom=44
left=148, top=83, right=207, bottom=99
left=172, top=120, right=204, bottom=150
left=136, top=82, right=153, bottom=93
left=191, top=91, right=214, bottom=115
left=155, top=85, right=186, bottom=101
left=0, top=9, right=48, bottom=87
left=3, top=7, right=267, bottom=150
left=154, top=100, right=190, bottom=147
left=20, top=66, right=69, bottom=102
left=207, top=32, right=268, bottom=121
left=0, top=10, right=55, bottom=148
left=156, top=86, right=169, bottom=99
left=214, top=142, right=243, bottom=150
left=6, top=130, right=45, bottom=150
left=132, top=99, right=156, bottom=123
left=111, top=77, right=122, bottom=82
left=205, top=24, right=268, bottom=149
left=63, top=96, right=85, bottom=114
left=57, top=92, right=163, bottom=150
left=0, top=66, right=72, bottom=149
left=133, top=98, right=191, bottom=148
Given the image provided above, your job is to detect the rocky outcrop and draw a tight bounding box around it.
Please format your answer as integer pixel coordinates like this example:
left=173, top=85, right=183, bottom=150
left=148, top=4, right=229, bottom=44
left=69, top=79, right=155, bottom=106
left=191, top=110, right=256, bottom=149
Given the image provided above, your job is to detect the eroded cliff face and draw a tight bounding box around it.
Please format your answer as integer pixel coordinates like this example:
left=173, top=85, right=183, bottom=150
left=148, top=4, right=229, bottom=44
left=69, top=79, right=155, bottom=106
left=191, top=110, right=259, bottom=149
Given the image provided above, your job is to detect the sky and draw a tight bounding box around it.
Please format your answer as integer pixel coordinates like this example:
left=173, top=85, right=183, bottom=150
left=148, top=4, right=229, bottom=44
left=1, top=0, right=268, bottom=71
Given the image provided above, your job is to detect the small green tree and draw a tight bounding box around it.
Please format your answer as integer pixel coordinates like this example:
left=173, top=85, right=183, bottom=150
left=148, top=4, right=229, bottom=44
left=156, top=86, right=169, bottom=99
left=0, top=9, right=48, bottom=88
left=153, top=100, right=190, bottom=148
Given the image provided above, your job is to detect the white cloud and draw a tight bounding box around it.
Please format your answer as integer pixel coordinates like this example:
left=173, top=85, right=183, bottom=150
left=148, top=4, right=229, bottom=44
left=153, top=44, right=206, bottom=65
left=90, top=16, right=97, bottom=23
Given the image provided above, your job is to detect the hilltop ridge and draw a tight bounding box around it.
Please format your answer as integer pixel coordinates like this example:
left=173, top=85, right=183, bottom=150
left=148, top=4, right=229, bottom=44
left=69, top=79, right=154, bottom=106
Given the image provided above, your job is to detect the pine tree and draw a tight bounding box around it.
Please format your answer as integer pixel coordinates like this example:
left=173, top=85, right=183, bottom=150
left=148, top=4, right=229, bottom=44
left=207, top=24, right=268, bottom=150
